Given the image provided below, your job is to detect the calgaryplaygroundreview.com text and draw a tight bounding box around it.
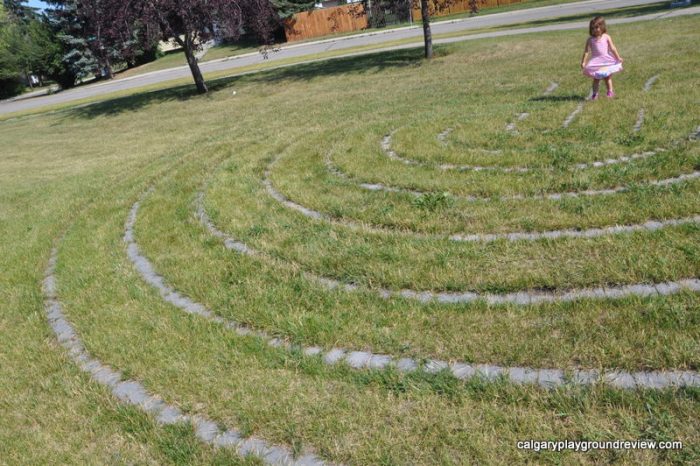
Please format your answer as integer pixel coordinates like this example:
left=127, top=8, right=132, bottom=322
left=517, top=439, right=683, bottom=453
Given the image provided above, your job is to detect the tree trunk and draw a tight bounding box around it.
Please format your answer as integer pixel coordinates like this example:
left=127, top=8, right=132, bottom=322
left=183, top=34, right=207, bottom=94
left=420, top=0, right=432, bottom=59
left=103, top=56, right=114, bottom=80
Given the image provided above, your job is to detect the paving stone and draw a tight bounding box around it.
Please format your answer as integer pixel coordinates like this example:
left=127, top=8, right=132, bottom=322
left=451, top=363, right=475, bottom=380
left=603, top=371, right=637, bottom=389
left=571, top=369, right=599, bottom=385
left=113, top=381, right=150, bottom=406
left=156, top=406, right=184, bottom=425
left=303, top=346, right=322, bottom=357
left=346, top=351, right=372, bottom=369
left=475, top=364, right=505, bottom=381
left=538, top=369, right=565, bottom=388
left=194, top=418, right=220, bottom=442
left=238, top=438, right=269, bottom=457
left=294, top=453, right=328, bottom=466
left=396, top=358, right=418, bottom=372
left=323, top=348, right=346, bottom=365
left=368, top=354, right=392, bottom=369
left=425, top=359, right=449, bottom=374
left=633, top=371, right=667, bottom=389
left=509, top=367, right=538, bottom=385
left=263, top=446, right=293, bottom=465
left=215, top=429, right=243, bottom=447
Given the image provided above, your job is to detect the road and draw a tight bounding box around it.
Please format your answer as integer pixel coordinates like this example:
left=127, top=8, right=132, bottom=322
left=1, top=0, right=695, bottom=115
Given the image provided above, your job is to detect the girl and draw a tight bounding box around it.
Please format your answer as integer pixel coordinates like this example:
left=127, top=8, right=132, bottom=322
left=581, top=16, right=624, bottom=99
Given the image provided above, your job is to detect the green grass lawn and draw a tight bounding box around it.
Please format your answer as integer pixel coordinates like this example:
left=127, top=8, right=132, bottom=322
left=1, top=12, right=699, bottom=465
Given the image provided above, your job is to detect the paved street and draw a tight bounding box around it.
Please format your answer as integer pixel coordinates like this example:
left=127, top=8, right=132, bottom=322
left=1, top=0, right=695, bottom=115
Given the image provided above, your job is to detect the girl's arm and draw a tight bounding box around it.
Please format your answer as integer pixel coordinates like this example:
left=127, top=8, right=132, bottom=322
left=607, top=34, right=623, bottom=62
left=580, top=38, right=591, bottom=68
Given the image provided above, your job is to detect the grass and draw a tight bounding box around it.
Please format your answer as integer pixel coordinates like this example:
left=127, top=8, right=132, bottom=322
left=1, top=12, right=699, bottom=465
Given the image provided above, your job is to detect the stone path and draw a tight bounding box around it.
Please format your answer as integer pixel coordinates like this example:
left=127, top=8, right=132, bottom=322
left=191, top=189, right=700, bottom=306
left=44, top=244, right=329, bottom=465
left=264, top=162, right=700, bottom=243
left=506, top=82, right=559, bottom=134
left=325, top=153, right=700, bottom=203
left=383, top=77, right=671, bottom=172
left=123, top=191, right=700, bottom=390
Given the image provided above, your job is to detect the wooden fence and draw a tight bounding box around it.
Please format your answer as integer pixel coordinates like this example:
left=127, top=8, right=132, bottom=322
left=411, top=0, right=524, bottom=21
left=284, top=3, right=369, bottom=42
left=283, top=0, right=524, bottom=42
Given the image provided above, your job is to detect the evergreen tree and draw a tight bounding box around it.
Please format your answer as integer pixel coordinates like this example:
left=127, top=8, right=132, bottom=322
left=45, top=0, right=98, bottom=87
left=270, top=0, right=315, bottom=19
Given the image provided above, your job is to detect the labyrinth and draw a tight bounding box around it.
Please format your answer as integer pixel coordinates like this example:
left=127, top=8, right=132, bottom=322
left=3, top=12, right=700, bottom=465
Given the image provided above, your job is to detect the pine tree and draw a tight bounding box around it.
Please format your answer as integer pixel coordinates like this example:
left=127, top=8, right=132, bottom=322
left=45, top=1, right=98, bottom=87
left=270, top=0, right=316, bottom=19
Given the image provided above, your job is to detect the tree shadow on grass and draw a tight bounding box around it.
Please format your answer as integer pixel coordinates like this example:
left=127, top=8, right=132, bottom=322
left=64, top=48, right=425, bottom=119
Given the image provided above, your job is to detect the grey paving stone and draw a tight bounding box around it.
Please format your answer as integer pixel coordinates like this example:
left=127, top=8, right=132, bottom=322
left=194, top=418, right=220, bottom=442
left=451, top=363, right=475, bottom=380
left=475, top=364, right=505, bottom=381
left=113, top=380, right=150, bottom=406
left=263, top=446, right=293, bottom=465
left=603, top=371, right=637, bottom=389
left=215, top=429, right=243, bottom=447
left=368, top=354, right=392, bottom=369
left=538, top=369, right=565, bottom=388
left=323, top=348, right=346, bottom=365
left=425, top=359, right=449, bottom=374
left=396, top=358, right=418, bottom=372
left=92, top=366, right=121, bottom=388
left=294, top=453, right=328, bottom=466
left=238, top=438, right=269, bottom=457
left=267, top=338, right=285, bottom=348
left=571, top=369, right=599, bottom=385
left=156, top=406, right=183, bottom=425
left=509, top=367, right=538, bottom=385
left=303, top=346, right=322, bottom=357
left=346, top=351, right=372, bottom=369
left=633, top=371, right=667, bottom=389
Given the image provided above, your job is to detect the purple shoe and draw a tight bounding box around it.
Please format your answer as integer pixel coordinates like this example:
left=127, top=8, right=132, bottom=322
left=590, top=92, right=598, bottom=101
left=607, top=91, right=615, bottom=98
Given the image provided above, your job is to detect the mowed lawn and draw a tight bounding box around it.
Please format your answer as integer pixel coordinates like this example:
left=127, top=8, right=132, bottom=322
left=1, top=13, right=699, bottom=465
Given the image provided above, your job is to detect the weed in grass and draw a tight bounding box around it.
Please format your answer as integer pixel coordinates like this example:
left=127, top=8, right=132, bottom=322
left=412, top=192, right=454, bottom=211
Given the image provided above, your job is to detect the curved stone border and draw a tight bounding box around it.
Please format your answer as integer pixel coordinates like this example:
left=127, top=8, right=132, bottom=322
left=562, top=98, right=587, bottom=128
left=264, top=162, right=700, bottom=243
left=634, top=75, right=660, bottom=133
left=193, top=189, right=700, bottom=306
left=507, top=82, right=559, bottom=134
left=386, top=78, right=675, bottom=172
left=45, top=244, right=328, bottom=465
left=125, top=192, right=700, bottom=390
left=325, top=153, right=700, bottom=203
left=381, top=131, right=663, bottom=173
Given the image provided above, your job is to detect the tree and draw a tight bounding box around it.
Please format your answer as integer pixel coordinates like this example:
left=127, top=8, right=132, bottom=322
left=45, top=1, right=99, bottom=87
left=130, top=0, right=279, bottom=94
left=270, top=0, right=315, bottom=19
left=420, top=0, right=432, bottom=59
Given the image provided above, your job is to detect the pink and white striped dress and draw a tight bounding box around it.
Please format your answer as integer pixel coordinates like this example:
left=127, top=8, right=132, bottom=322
left=583, top=34, right=623, bottom=79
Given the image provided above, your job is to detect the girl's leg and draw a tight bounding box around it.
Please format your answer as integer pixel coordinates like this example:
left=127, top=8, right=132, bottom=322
left=592, top=79, right=600, bottom=99
left=605, top=77, right=614, bottom=97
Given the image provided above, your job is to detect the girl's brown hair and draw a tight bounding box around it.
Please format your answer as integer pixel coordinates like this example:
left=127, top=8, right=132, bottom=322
left=589, top=16, right=607, bottom=36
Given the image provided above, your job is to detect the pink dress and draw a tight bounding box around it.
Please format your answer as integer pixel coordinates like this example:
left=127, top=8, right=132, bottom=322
left=583, top=34, right=623, bottom=79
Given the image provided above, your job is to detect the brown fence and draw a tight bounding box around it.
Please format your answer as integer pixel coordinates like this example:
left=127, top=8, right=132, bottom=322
left=411, top=0, right=524, bottom=21
left=283, top=0, right=524, bottom=42
left=284, top=4, right=369, bottom=42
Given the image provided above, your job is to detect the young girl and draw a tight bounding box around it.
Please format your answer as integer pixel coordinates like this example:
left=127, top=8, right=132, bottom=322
left=581, top=16, right=624, bottom=99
